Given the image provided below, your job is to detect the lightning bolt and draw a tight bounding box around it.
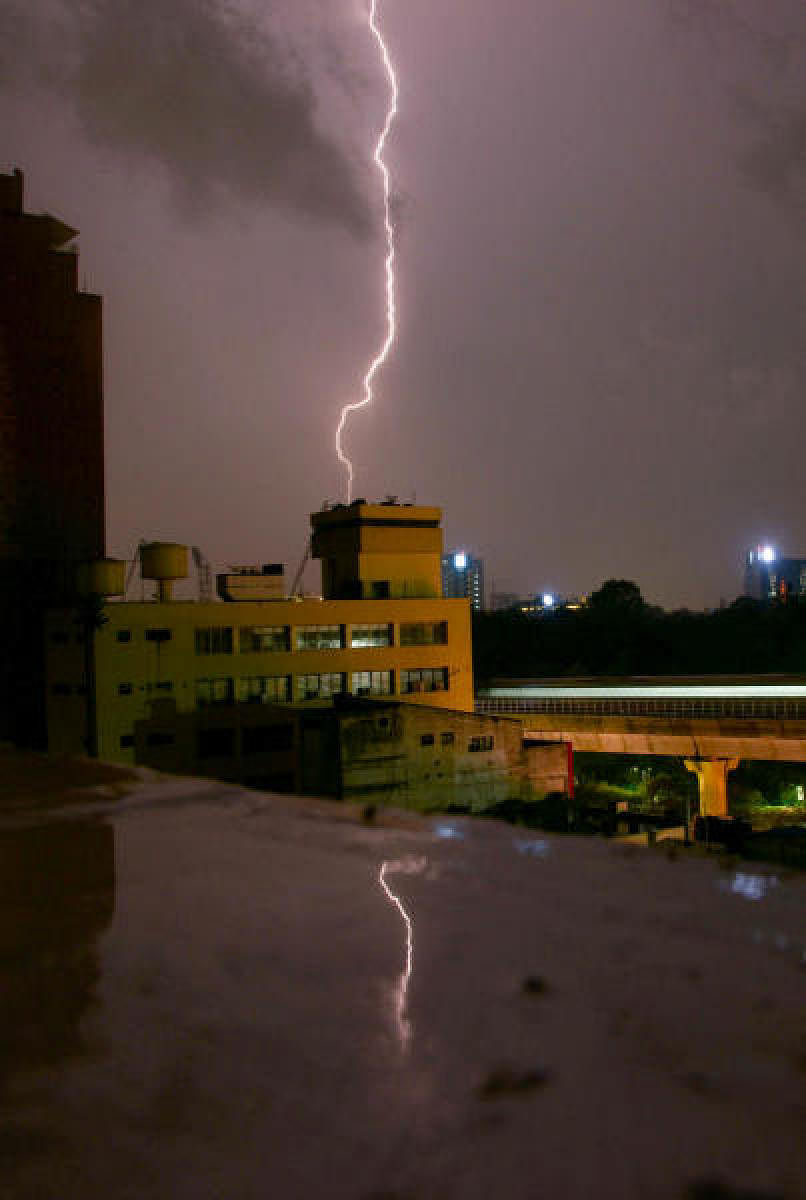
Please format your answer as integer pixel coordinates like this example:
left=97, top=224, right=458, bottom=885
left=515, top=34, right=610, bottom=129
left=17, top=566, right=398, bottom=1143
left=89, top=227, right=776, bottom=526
left=335, top=0, right=398, bottom=503
left=379, top=856, right=426, bottom=1047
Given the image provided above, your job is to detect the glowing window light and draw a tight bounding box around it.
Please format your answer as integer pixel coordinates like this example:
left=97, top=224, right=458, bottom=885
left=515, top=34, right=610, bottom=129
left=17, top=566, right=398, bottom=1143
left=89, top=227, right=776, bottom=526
left=453, top=552, right=467, bottom=570
left=542, top=593, right=555, bottom=608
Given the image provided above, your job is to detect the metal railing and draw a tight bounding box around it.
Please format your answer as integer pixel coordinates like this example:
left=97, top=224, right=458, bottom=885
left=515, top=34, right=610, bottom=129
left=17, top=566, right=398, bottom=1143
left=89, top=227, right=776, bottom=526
left=475, top=697, right=806, bottom=720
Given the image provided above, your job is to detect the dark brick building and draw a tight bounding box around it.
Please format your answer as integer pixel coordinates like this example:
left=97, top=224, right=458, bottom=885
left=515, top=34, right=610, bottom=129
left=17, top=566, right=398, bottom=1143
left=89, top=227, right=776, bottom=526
left=0, top=169, right=104, bottom=743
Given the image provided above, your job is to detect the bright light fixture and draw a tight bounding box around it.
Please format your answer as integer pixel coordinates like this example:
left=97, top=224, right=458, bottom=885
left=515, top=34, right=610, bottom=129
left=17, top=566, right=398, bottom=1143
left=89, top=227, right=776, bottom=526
left=759, top=545, right=776, bottom=564
left=542, top=593, right=555, bottom=608
left=453, top=552, right=467, bottom=570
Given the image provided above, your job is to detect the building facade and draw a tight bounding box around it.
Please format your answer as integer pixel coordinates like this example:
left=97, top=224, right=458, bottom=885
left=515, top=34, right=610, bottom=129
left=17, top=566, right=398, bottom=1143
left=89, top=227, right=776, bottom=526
left=744, top=546, right=806, bottom=603
left=46, top=502, right=475, bottom=770
left=442, top=550, right=484, bottom=611
left=0, top=169, right=104, bottom=744
left=114, top=695, right=570, bottom=809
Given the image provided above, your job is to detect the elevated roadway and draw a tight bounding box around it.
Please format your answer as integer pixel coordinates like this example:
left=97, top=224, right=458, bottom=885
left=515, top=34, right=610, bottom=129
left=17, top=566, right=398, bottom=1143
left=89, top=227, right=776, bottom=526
left=476, top=677, right=806, bottom=816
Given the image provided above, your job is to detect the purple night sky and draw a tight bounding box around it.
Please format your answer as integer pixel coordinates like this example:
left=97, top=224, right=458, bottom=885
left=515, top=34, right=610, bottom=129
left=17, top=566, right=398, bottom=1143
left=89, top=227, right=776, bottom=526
left=1, top=0, right=804, bottom=607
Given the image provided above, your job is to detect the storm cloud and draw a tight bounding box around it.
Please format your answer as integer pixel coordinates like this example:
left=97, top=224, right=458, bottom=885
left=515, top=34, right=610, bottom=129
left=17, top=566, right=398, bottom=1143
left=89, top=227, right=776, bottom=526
left=0, top=0, right=373, bottom=236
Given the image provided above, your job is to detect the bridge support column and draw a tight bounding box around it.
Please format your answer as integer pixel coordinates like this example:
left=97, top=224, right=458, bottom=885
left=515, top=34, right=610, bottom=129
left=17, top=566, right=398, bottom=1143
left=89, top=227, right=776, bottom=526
left=683, top=757, right=739, bottom=818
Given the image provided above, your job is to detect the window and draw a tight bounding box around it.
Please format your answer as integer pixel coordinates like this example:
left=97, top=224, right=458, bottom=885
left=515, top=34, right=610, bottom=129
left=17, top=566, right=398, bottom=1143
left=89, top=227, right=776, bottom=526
left=295, top=624, right=343, bottom=651
left=116, top=630, right=132, bottom=643
left=400, top=621, right=448, bottom=646
left=118, top=682, right=133, bottom=696
left=119, top=734, right=134, bottom=749
left=51, top=683, right=72, bottom=696
left=400, top=667, right=449, bottom=694
left=195, top=677, right=235, bottom=707
left=440, top=731, right=455, bottom=747
left=195, top=626, right=233, bottom=655
left=145, top=628, right=172, bottom=643
left=242, top=724, right=294, bottom=754
left=296, top=672, right=345, bottom=701
left=154, top=681, right=173, bottom=692
left=371, top=581, right=390, bottom=598
left=146, top=732, right=175, bottom=748
left=197, top=727, right=235, bottom=758
left=350, top=623, right=392, bottom=648
left=351, top=670, right=392, bottom=697
left=468, top=735, right=495, bottom=753
left=50, top=631, right=69, bottom=644
left=239, top=625, right=290, bottom=653
left=237, top=675, right=291, bottom=704
left=420, top=733, right=434, bottom=747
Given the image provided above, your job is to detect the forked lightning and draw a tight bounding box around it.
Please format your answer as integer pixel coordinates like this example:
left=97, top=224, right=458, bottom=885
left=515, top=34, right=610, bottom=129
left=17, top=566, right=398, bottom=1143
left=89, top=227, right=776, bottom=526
left=335, top=0, right=398, bottom=502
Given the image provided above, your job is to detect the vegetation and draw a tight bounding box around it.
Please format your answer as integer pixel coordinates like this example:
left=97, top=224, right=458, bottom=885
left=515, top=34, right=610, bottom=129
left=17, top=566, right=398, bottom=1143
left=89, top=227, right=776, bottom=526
left=473, top=579, right=806, bottom=681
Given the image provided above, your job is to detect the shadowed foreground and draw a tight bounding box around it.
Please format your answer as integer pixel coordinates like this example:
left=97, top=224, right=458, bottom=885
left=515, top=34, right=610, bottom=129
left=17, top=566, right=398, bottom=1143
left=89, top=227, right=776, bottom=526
left=1, top=756, right=804, bottom=1199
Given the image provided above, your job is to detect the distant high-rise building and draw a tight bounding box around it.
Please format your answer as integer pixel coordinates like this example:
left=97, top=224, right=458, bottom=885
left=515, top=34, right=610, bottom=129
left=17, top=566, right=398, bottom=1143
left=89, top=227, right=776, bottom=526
left=0, top=169, right=104, bottom=743
left=744, top=545, right=806, bottom=603
left=442, top=550, right=484, bottom=611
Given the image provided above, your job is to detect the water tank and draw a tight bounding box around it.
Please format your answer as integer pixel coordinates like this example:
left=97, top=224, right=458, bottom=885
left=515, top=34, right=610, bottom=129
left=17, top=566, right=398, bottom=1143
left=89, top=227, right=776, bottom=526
left=76, top=558, right=126, bottom=597
left=140, top=542, right=188, bottom=602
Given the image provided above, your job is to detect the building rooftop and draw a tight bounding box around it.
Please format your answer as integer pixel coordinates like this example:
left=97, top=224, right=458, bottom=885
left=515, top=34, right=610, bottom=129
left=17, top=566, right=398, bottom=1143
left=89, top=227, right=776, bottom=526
left=3, top=753, right=804, bottom=1198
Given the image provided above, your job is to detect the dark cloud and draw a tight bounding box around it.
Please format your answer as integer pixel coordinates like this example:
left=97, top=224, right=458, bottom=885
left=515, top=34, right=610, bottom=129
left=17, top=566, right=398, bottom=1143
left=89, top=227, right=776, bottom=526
left=0, top=0, right=373, bottom=237
left=668, top=0, right=806, bottom=214
left=737, top=96, right=806, bottom=209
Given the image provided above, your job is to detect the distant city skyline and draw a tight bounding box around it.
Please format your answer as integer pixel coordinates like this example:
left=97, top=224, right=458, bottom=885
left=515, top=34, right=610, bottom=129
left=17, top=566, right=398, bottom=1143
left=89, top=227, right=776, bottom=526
left=1, top=1, right=804, bottom=609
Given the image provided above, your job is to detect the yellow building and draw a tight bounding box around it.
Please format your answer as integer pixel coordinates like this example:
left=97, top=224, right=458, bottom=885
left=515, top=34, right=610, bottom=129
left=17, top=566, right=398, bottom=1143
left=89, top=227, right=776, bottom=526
left=45, top=501, right=474, bottom=767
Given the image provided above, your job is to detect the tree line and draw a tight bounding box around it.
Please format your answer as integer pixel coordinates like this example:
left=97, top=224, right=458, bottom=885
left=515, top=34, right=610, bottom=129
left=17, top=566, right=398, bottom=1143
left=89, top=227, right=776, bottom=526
left=473, top=579, right=806, bottom=682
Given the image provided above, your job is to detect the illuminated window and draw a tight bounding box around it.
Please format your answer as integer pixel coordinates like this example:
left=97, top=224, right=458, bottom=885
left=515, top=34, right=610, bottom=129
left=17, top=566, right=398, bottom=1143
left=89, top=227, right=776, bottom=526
left=195, top=677, right=234, bottom=707
left=195, top=627, right=233, bottom=654
left=350, top=623, right=392, bottom=648
left=351, top=670, right=392, bottom=696
left=239, top=626, right=290, bottom=653
left=400, top=667, right=449, bottom=694
left=400, top=622, right=448, bottom=646
left=296, top=672, right=345, bottom=701
left=295, top=625, right=344, bottom=651
left=237, top=675, right=291, bottom=704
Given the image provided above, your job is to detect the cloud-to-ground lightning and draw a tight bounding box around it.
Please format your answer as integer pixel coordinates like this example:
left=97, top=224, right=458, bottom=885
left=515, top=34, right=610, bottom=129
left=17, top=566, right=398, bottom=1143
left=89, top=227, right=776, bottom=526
left=379, top=857, right=425, bottom=1047
left=335, top=0, right=398, bottom=502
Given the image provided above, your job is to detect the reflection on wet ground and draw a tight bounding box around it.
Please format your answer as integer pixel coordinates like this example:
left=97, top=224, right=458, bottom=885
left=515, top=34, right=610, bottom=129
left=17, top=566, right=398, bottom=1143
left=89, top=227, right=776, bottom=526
left=0, top=819, right=115, bottom=1082
left=1, top=781, right=804, bottom=1199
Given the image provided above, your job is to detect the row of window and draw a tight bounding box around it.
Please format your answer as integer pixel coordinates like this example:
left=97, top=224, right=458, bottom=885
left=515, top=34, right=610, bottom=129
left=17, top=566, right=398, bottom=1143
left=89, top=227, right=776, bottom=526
left=119, top=724, right=492, bottom=756
left=88, top=621, right=449, bottom=653
left=418, top=732, right=495, bottom=751
left=119, top=724, right=296, bottom=757
left=52, top=667, right=450, bottom=704
left=194, top=668, right=449, bottom=706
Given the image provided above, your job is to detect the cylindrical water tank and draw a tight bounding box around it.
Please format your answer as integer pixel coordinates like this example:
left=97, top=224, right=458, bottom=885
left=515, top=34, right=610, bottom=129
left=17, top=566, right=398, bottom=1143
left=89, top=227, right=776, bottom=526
left=140, top=542, right=188, bottom=580
left=140, top=542, right=188, bottom=602
left=76, top=558, right=126, bottom=597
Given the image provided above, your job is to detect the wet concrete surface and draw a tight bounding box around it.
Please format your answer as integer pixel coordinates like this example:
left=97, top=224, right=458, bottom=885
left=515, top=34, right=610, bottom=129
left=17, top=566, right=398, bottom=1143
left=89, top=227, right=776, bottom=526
left=1, top=773, right=805, bottom=1198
